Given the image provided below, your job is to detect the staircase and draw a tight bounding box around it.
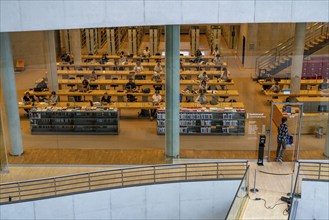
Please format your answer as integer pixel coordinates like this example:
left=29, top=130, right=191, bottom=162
left=256, top=23, right=329, bottom=79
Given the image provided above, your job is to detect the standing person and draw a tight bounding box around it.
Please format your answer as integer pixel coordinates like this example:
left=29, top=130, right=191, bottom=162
left=150, top=90, right=162, bottom=120
left=276, top=117, right=288, bottom=162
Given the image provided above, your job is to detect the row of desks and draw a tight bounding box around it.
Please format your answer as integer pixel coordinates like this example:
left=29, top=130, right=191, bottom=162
left=57, top=69, right=227, bottom=79
left=57, top=62, right=225, bottom=70
left=29, top=89, right=239, bottom=100
left=264, top=90, right=329, bottom=97
left=80, top=55, right=217, bottom=63
left=58, top=79, right=234, bottom=90
left=19, top=101, right=244, bottom=110
left=258, top=79, right=325, bottom=86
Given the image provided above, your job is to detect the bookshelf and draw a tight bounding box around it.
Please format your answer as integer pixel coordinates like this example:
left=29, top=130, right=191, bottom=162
left=157, top=107, right=245, bottom=135
left=29, top=107, right=119, bottom=135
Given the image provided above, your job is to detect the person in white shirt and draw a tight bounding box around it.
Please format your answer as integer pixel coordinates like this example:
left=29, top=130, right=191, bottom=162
left=213, top=54, right=221, bottom=65
left=212, top=46, right=221, bottom=57
left=153, top=62, right=163, bottom=81
left=195, top=91, right=207, bottom=104
left=133, top=61, right=144, bottom=79
left=150, top=90, right=162, bottom=120
left=142, top=47, right=151, bottom=57
left=49, top=91, right=58, bottom=105
left=198, top=72, right=209, bottom=81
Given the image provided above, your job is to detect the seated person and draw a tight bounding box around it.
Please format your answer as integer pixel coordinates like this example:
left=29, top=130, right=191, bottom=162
left=22, top=92, right=38, bottom=113
left=125, top=78, right=137, bottom=102
left=220, top=68, right=229, bottom=82
left=194, top=49, right=202, bottom=63
left=142, top=46, right=151, bottom=58
left=61, top=53, right=71, bottom=63
left=269, top=81, right=280, bottom=93
left=150, top=90, right=162, bottom=120
left=212, top=46, right=221, bottom=57
left=48, top=91, right=58, bottom=105
left=153, top=62, right=163, bottom=77
left=100, top=54, right=108, bottom=64
left=35, top=77, right=48, bottom=91
left=262, top=74, right=274, bottom=90
left=81, top=78, right=90, bottom=92
left=198, top=80, right=208, bottom=94
left=119, top=55, right=128, bottom=64
left=213, top=54, right=221, bottom=65
left=195, top=91, right=207, bottom=104
left=101, top=92, right=111, bottom=104
left=133, top=61, right=144, bottom=79
left=198, top=72, right=209, bottom=81
left=318, top=78, right=328, bottom=91
left=210, top=95, right=219, bottom=105
left=90, top=71, right=97, bottom=81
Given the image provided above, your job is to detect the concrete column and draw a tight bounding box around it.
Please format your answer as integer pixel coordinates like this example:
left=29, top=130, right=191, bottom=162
left=70, top=29, right=82, bottom=65
left=0, top=33, right=23, bottom=156
left=290, top=23, right=306, bottom=94
left=324, top=119, right=329, bottom=157
left=44, top=31, right=58, bottom=92
left=165, top=25, right=180, bottom=158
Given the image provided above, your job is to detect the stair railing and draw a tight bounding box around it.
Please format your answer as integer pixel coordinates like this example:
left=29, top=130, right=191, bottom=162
left=256, top=22, right=328, bottom=78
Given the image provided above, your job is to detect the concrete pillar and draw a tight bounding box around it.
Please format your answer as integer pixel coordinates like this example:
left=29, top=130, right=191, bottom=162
left=44, top=31, right=58, bottom=92
left=324, top=119, right=329, bottom=157
left=165, top=25, right=180, bottom=158
left=290, top=23, right=306, bottom=94
left=70, top=29, right=82, bottom=65
left=0, top=33, right=23, bottom=156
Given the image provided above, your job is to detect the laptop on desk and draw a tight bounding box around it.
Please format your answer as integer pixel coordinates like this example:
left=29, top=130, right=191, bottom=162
left=283, top=89, right=291, bottom=95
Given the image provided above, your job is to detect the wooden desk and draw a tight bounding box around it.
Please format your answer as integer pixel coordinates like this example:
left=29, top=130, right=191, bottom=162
left=19, top=101, right=244, bottom=110
left=264, top=90, right=329, bottom=97
left=273, top=104, right=328, bottom=134
left=28, top=88, right=239, bottom=102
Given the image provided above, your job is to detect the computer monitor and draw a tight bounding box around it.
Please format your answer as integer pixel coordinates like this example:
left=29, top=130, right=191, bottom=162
left=283, top=89, right=291, bottom=95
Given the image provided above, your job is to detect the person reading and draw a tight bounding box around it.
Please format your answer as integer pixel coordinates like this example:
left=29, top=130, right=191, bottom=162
left=195, top=91, right=207, bottom=104
left=101, top=92, right=111, bottom=104
left=150, top=90, right=162, bottom=120
left=125, top=78, right=137, bottom=102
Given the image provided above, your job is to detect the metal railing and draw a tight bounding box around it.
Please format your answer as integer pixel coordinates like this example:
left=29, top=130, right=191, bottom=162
left=256, top=22, right=329, bottom=78
left=225, top=165, right=250, bottom=220
left=289, top=161, right=329, bottom=219
left=0, top=161, right=248, bottom=205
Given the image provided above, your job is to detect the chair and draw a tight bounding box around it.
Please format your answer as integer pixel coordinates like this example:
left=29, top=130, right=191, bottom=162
left=110, top=77, right=119, bottom=90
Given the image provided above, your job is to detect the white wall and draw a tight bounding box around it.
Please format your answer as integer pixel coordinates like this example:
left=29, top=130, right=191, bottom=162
left=0, top=180, right=240, bottom=220
left=1, top=1, right=328, bottom=32
left=295, top=180, right=329, bottom=220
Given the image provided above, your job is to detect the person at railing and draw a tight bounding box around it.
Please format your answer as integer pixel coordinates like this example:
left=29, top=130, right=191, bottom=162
left=100, top=54, right=108, bottom=64
left=276, top=117, right=289, bottom=162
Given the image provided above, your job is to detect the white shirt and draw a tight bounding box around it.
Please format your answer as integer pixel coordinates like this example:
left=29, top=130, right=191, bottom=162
left=142, top=49, right=151, bottom=57
left=213, top=57, right=221, bottom=65
left=49, top=95, right=58, bottom=104
left=195, top=95, right=207, bottom=104
left=154, top=64, right=162, bottom=73
left=212, top=48, right=221, bottom=56
left=198, top=73, right=208, bottom=81
left=152, top=94, right=162, bottom=103
left=134, top=65, right=144, bottom=74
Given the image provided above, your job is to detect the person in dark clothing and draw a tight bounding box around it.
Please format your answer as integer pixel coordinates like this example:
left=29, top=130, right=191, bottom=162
left=22, top=92, right=38, bottom=113
left=318, top=78, right=328, bottom=91
left=276, top=117, right=288, bottom=162
left=125, top=78, right=137, bottom=102
left=101, top=92, right=111, bottom=104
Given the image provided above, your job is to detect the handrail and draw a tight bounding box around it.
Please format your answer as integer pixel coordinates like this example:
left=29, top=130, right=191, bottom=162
left=256, top=22, right=329, bottom=78
left=288, top=161, right=329, bottom=219
left=225, top=165, right=250, bottom=219
left=0, top=161, right=248, bottom=204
